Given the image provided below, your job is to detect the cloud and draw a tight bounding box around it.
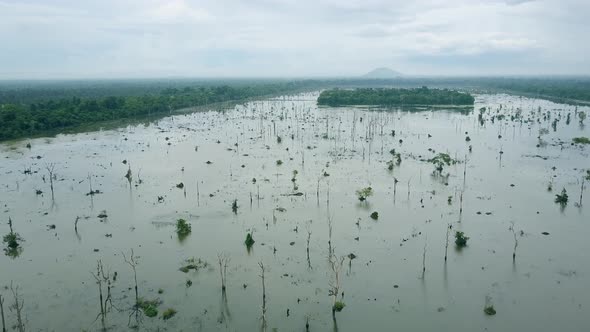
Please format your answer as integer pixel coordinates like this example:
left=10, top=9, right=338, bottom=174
left=0, top=0, right=588, bottom=78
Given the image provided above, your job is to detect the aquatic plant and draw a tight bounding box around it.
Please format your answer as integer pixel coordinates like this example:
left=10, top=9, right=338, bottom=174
left=572, top=137, right=590, bottom=144
left=175, top=219, right=191, bottom=237
left=245, top=232, right=255, bottom=248
left=356, top=187, right=373, bottom=202
left=162, top=308, right=177, bottom=320
left=137, top=298, right=159, bottom=318
left=231, top=199, right=238, bottom=214
left=555, top=188, right=568, bottom=205
left=484, top=305, right=497, bottom=316
left=179, top=257, right=208, bottom=273
left=428, top=153, right=457, bottom=173
left=333, top=301, right=345, bottom=312
left=455, top=231, right=469, bottom=247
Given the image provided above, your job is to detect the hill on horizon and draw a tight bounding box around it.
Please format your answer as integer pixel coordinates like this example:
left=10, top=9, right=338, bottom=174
left=362, top=67, right=403, bottom=79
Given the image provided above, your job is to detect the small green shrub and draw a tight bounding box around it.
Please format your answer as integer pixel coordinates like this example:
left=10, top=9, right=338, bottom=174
left=573, top=137, right=590, bottom=145
left=162, top=308, right=177, bottom=320
left=370, top=211, right=379, bottom=220
left=3, top=232, right=22, bottom=249
left=455, top=231, right=469, bottom=247
left=276, top=160, right=283, bottom=165
left=175, top=219, right=191, bottom=236
left=138, top=298, right=160, bottom=318
left=555, top=188, right=568, bottom=205
left=484, top=305, right=496, bottom=316
left=356, top=187, right=373, bottom=202
left=179, top=257, right=208, bottom=273
left=245, top=232, right=255, bottom=248
left=333, top=301, right=345, bottom=312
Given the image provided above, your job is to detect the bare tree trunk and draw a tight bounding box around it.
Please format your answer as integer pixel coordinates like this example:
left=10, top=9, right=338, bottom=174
left=259, top=262, right=267, bottom=330
left=10, top=282, right=25, bottom=332
left=218, top=253, right=230, bottom=292
left=46, top=163, right=56, bottom=202
left=122, top=249, right=141, bottom=326
left=1, top=294, right=6, bottom=332
left=444, top=224, right=451, bottom=262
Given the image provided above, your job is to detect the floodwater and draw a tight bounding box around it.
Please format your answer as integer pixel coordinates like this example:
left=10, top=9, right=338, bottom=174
left=1, top=92, right=589, bottom=331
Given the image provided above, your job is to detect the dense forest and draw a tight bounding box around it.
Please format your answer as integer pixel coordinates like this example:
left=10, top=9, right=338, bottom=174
left=317, top=87, right=475, bottom=106
left=0, top=81, right=314, bottom=141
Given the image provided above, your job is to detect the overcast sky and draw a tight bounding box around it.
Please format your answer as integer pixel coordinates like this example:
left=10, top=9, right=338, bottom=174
left=1, top=0, right=588, bottom=78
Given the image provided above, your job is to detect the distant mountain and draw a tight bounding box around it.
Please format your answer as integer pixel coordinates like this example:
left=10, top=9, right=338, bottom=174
left=362, top=67, right=403, bottom=79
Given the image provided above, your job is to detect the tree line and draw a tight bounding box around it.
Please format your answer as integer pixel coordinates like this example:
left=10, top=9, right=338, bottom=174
left=0, top=81, right=313, bottom=141
left=317, top=87, right=475, bottom=106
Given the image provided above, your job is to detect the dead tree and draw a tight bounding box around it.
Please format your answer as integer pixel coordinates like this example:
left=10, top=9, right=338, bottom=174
left=328, top=253, right=345, bottom=319
left=45, top=163, right=56, bottom=201
left=510, top=222, right=519, bottom=262
left=306, top=224, right=312, bottom=269
left=259, top=262, right=267, bottom=330
left=327, top=213, right=334, bottom=257
left=444, top=224, right=451, bottom=262
left=122, top=249, right=141, bottom=326
left=10, top=282, right=25, bottom=332
left=1, top=293, right=6, bottom=332
left=421, top=238, right=427, bottom=278
left=91, top=260, right=114, bottom=326
left=580, top=177, right=585, bottom=206
left=218, top=253, right=230, bottom=292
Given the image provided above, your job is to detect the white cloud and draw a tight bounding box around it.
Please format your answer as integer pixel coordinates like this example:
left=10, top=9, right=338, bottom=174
left=0, top=0, right=588, bottom=78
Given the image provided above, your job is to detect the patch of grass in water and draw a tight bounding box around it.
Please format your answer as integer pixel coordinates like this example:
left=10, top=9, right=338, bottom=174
left=484, top=305, right=497, bottom=316
left=162, top=308, right=177, bottom=320
left=333, top=301, right=346, bottom=312
left=175, top=219, right=191, bottom=237
left=455, top=231, right=469, bottom=247
left=179, top=257, right=208, bottom=273
left=573, top=137, right=590, bottom=144
left=137, top=298, right=160, bottom=318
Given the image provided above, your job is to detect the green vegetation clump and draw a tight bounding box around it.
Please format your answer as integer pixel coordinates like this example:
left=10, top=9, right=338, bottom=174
left=137, top=298, right=160, bottom=318
left=276, top=160, right=283, bottom=166
left=428, top=153, right=457, bottom=173
left=162, top=308, right=177, bottom=320
left=370, top=212, right=379, bottom=220
left=333, top=301, right=346, bottom=312
left=572, top=137, right=590, bottom=144
left=455, top=231, right=469, bottom=247
left=484, top=305, right=497, bottom=316
left=175, top=219, right=191, bottom=237
left=231, top=199, right=238, bottom=214
left=3, top=232, right=22, bottom=249
left=0, top=82, right=317, bottom=141
left=356, top=187, right=373, bottom=202
left=317, top=87, right=475, bottom=107
left=245, top=232, right=255, bottom=248
left=179, top=257, right=208, bottom=273
left=555, top=188, right=568, bottom=205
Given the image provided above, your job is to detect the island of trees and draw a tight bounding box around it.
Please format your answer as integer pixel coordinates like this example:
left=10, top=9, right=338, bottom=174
left=317, top=87, right=475, bottom=106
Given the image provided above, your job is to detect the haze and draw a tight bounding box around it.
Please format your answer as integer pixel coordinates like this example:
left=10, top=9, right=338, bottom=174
left=1, top=0, right=589, bottom=78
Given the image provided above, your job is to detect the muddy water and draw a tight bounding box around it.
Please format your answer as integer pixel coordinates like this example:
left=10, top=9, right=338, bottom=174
left=1, top=92, right=589, bottom=331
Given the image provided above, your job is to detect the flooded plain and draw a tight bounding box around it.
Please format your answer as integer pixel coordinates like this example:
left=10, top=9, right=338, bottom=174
left=1, top=92, right=589, bottom=331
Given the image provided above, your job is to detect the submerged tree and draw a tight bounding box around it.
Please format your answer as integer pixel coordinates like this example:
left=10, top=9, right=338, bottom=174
left=356, top=187, right=373, bottom=202
left=328, top=254, right=345, bottom=319
left=455, top=231, right=469, bottom=248
left=555, top=188, right=568, bottom=205
left=428, top=153, right=457, bottom=174
left=3, top=217, right=23, bottom=258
